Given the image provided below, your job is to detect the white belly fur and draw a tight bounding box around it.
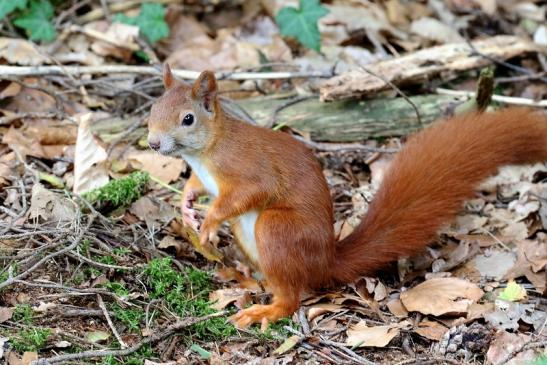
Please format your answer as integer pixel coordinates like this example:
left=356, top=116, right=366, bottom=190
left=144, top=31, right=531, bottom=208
left=182, top=154, right=259, bottom=263
left=233, top=211, right=260, bottom=264
left=182, top=154, right=219, bottom=197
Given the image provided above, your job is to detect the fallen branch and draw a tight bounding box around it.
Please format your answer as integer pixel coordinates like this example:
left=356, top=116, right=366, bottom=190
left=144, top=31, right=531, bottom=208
left=0, top=65, right=331, bottom=81
left=32, top=311, right=228, bottom=364
left=320, top=36, right=541, bottom=101
left=436, top=88, right=547, bottom=107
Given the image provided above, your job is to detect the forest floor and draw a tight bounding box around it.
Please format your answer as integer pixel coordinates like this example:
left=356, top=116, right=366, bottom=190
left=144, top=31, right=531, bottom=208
left=0, top=1, right=546, bottom=364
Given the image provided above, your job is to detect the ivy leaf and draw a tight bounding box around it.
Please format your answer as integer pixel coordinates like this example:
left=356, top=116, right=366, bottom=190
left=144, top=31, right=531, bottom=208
left=0, top=0, right=28, bottom=19
left=275, top=0, right=329, bottom=52
left=114, top=2, right=169, bottom=44
left=498, top=280, right=527, bottom=302
left=13, top=0, right=56, bottom=42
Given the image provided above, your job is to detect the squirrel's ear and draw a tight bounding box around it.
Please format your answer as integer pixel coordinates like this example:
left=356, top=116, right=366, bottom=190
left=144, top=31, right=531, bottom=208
left=163, top=63, right=174, bottom=89
left=191, top=70, right=217, bottom=114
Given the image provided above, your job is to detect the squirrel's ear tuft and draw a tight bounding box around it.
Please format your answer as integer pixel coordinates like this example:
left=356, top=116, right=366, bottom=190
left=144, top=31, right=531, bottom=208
left=163, top=63, right=174, bottom=89
left=192, top=70, right=217, bottom=114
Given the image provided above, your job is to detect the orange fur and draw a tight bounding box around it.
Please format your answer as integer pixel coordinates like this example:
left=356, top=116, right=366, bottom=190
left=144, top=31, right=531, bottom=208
left=148, top=67, right=547, bottom=327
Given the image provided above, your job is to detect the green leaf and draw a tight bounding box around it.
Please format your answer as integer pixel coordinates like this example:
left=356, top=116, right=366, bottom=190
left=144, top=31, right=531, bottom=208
left=190, top=344, right=211, bottom=359
left=273, top=335, right=301, bottom=355
left=114, top=2, right=169, bottom=44
left=85, top=330, right=110, bottom=344
left=0, top=0, right=28, bottom=19
left=13, top=0, right=56, bottom=42
left=275, top=0, right=329, bottom=52
left=498, top=280, right=527, bottom=302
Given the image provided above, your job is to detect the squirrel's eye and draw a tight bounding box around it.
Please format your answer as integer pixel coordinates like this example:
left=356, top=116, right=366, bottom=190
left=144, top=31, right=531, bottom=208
left=182, top=113, right=194, bottom=126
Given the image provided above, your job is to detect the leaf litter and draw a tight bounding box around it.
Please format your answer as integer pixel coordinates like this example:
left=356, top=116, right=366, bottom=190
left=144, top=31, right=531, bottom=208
left=0, top=1, right=546, bottom=364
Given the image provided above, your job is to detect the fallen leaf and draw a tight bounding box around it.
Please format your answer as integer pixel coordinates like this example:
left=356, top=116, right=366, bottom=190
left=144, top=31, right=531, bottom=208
left=346, top=320, right=411, bottom=348
left=7, top=351, right=38, bottom=365
left=484, top=299, right=531, bottom=331
left=486, top=330, right=531, bottom=365
left=73, top=113, right=109, bottom=194
left=85, top=330, right=110, bottom=343
left=34, top=302, right=57, bottom=313
left=410, top=17, right=464, bottom=44
left=129, top=196, right=176, bottom=228
left=0, top=81, right=21, bottom=99
left=415, top=320, right=448, bottom=341
left=0, top=37, right=49, bottom=65
left=273, top=335, right=301, bottom=355
left=209, top=288, right=251, bottom=310
left=472, top=250, right=516, bottom=280
left=157, top=236, right=195, bottom=259
left=127, top=150, right=185, bottom=184
left=170, top=219, right=223, bottom=262
left=307, top=303, right=344, bottom=321
left=0, top=307, right=14, bottom=323
left=28, top=183, right=77, bottom=222
left=400, top=278, right=483, bottom=316
left=498, top=280, right=527, bottom=302
left=386, top=298, right=408, bottom=318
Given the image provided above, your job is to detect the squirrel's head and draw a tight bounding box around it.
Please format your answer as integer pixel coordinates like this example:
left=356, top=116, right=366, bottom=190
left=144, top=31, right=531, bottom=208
left=147, top=64, right=220, bottom=156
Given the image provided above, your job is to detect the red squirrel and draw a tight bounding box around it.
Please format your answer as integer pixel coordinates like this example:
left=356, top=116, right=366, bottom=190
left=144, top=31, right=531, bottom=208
left=147, top=64, right=547, bottom=328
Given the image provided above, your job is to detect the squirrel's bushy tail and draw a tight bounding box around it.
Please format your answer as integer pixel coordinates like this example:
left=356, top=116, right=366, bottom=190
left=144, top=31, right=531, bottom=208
left=332, top=108, right=547, bottom=283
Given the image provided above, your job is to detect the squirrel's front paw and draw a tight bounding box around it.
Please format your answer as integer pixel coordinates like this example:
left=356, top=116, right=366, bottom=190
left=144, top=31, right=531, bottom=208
left=181, top=191, right=201, bottom=231
left=199, top=222, right=220, bottom=247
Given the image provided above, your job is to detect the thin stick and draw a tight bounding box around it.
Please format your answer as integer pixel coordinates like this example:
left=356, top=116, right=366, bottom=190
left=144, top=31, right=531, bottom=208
left=32, top=311, right=227, bottom=364
left=358, top=65, right=423, bottom=125
left=0, top=214, right=95, bottom=291
left=97, top=295, right=127, bottom=348
left=0, top=65, right=332, bottom=81
left=294, top=136, right=399, bottom=154
left=149, top=175, right=183, bottom=195
left=436, top=88, right=547, bottom=108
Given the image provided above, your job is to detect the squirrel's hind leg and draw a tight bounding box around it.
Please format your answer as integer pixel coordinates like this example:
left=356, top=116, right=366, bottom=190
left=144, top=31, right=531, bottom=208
left=231, top=208, right=331, bottom=328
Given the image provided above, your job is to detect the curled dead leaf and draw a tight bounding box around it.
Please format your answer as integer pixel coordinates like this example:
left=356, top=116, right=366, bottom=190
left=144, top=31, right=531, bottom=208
left=346, top=320, right=411, bottom=348
left=400, top=278, right=483, bottom=316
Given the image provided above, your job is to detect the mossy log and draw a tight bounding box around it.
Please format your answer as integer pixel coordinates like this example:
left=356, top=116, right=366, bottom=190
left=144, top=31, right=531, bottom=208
left=239, top=94, right=464, bottom=142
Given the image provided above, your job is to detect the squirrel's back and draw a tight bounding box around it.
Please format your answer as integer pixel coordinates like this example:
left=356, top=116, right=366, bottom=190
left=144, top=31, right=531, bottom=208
left=332, top=108, right=547, bottom=283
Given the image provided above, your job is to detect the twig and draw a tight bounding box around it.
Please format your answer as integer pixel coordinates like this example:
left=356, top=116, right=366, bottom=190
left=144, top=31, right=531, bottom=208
left=436, top=88, right=547, bottom=108
left=266, top=95, right=317, bottom=129
left=358, top=65, right=422, bottom=125
left=68, top=250, right=133, bottom=271
left=498, top=340, right=547, bottom=365
left=97, top=295, right=127, bottom=348
left=77, top=0, right=181, bottom=23
left=32, top=311, right=228, bottom=364
left=283, top=326, right=377, bottom=365
left=68, top=25, right=139, bottom=51
left=0, top=214, right=95, bottom=291
left=294, top=136, right=399, bottom=154
left=0, top=112, right=59, bottom=126
left=0, top=65, right=332, bottom=80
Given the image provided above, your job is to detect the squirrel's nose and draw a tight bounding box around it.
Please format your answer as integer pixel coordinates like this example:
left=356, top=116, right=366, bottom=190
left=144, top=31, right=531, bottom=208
left=148, top=139, right=160, bottom=151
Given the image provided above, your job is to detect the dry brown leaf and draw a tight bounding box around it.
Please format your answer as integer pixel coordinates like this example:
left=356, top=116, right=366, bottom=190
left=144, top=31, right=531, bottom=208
left=209, top=288, right=251, bottom=310
left=346, top=320, right=411, bottom=348
left=73, top=113, right=109, bottom=194
left=157, top=236, right=195, bottom=259
left=400, top=278, right=484, bottom=316
left=129, top=196, right=176, bottom=228
left=307, top=303, right=344, bottom=321
left=7, top=351, right=38, bottom=365
left=90, top=22, right=139, bottom=61
left=386, top=298, right=409, bottom=318
left=472, top=250, right=517, bottom=280
left=415, top=320, right=448, bottom=341
left=127, top=150, right=185, bottom=184
left=0, top=81, right=21, bottom=99
left=410, top=17, right=464, bottom=44
left=2, top=127, right=65, bottom=160
left=28, top=184, right=77, bottom=222
left=0, top=38, right=49, bottom=65
left=486, top=330, right=532, bottom=365
left=0, top=307, right=14, bottom=323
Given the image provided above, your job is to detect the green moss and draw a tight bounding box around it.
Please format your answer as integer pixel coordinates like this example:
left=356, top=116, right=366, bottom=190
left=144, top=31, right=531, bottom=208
left=83, top=171, right=149, bottom=212
left=142, top=258, right=236, bottom=340
left=111, top=303, right=144, bottom=333
left=10, top=328, right=51, bottom=352
left=13, top=304, right=34, bottom=324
